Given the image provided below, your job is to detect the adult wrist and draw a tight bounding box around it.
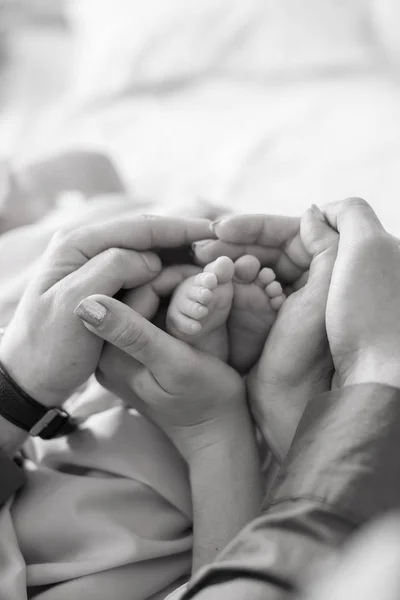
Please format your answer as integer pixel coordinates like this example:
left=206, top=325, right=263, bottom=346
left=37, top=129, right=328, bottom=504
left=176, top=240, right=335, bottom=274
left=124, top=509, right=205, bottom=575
left=178, top=405, right=254, bottom=465
left=0, top=330, right=77, bottom=440
left=0, top=354, right=65, bottom=408
left=187, top=405, right=262, bottom=572
left=0, top=336, right=66, bottom=409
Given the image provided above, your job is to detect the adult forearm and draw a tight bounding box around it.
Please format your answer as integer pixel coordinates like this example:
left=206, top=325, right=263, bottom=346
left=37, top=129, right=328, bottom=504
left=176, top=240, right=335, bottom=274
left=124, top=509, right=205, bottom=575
left=181, top=383, right=400, bottom=599
left=188, top=409, right=262, bottom=574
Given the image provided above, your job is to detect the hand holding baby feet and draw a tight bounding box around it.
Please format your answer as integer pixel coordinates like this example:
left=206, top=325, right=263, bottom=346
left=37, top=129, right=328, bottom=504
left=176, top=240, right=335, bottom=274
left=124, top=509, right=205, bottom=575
left=166, top=255, right=285, bottom=372
left=247, top=206, right=338, bottom=462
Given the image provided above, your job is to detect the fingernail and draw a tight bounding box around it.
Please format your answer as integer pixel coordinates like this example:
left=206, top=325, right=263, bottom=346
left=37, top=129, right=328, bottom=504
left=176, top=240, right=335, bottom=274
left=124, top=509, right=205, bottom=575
left=310, top=204, right=326, bottom=223
left=209, top=219, right=225, bottom=234
left=141, top=252, right=161, bottom=272
left=74, top=299, right=107, bottom=327
left=192, top=240, right=213, bottom=251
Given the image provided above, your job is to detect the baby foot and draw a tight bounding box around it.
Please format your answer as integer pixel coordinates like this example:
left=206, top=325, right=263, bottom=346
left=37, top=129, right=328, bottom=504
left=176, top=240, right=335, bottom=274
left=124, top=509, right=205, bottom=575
left=166, top=256, right=235, bottom=361
left=229, top=255, right=285, bottom=373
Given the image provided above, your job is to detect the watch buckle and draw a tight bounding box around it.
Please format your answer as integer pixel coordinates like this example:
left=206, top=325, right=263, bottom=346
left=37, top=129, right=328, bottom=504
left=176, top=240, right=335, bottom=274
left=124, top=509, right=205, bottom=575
left=30, top=408, right=65, bottom=437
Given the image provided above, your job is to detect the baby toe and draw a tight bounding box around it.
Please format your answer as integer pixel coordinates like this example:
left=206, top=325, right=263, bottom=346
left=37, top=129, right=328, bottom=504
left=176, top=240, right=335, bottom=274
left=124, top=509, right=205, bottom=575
left=259, top=267, right=276, bottom=286
left=234, top=255, right=261, bottom=283
left=204, top=256, right=235, bottom=284
left=168, top=309, right=202, bottom=335
left=194, top=271, right=218, bottom=290
left=270, top=294, right=286, bottom=311
left=265, top=280, right=283, bottom=298
left=188, top=285, right=214, bottom=305
left=178, top=297, right=209, bottom=320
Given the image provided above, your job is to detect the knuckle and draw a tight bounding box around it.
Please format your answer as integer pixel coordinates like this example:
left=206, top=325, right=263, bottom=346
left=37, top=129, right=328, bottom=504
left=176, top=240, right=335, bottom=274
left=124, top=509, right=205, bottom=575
left=342, top=197, right=370, bottom=210
left=112, top=319, right=148, bottom=354
left=50, top=227, right=78, bottom=249
left=53, top=278, right=74, bottom=304
left=103, top=247, right=126, bottom=269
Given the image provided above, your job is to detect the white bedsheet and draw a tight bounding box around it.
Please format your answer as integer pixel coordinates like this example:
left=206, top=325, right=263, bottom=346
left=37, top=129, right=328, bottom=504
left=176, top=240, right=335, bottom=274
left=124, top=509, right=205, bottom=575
left=1, top=0, right=399, bottom=234
left=1, top=5, right=400, bottom=598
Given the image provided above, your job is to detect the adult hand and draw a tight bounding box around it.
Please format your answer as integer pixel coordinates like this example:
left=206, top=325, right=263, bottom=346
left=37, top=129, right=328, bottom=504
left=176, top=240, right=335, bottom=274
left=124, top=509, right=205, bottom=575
left=193, top=214, right=304, bottom=285
left=321, top=198, right=400, bottom=388
left=0, top=215, right=212, bottom=407
left=76, top=285, right=262, bottom=573
left=0, top=196, right=155, bottom=327
left=75, top=294, right=246, bottom=459
left=247, top=207, right=338, bottom=461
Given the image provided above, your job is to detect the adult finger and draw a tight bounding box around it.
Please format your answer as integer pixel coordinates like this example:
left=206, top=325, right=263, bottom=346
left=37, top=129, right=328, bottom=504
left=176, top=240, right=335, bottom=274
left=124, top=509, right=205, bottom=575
left=0, top=195, right=136, bottom=281
left=58, top=249, right=162, bottom=299
left=52, top=214, right=214, bottom=259
left=193, top=239, right=281, bottom=267
left=210, top=214, right=300, bottom=246
left=74, top=294, right=185, bottom=376
left=193, top=238, right=307, bottom=284
left=39, top=215, right=214, bottom=290
left=201, top=214, right=302, bottom=283
left=322, top=198, right=385, bottom=243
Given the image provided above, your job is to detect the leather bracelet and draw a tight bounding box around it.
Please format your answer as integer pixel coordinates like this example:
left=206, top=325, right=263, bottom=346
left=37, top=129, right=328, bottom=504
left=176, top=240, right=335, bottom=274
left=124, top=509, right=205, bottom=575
left=0, top=359, right=77, bottom=440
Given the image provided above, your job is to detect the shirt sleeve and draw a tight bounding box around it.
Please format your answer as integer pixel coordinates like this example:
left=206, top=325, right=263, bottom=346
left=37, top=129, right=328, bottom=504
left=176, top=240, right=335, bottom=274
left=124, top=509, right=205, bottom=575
left=182, top=383, right=400, bottom=599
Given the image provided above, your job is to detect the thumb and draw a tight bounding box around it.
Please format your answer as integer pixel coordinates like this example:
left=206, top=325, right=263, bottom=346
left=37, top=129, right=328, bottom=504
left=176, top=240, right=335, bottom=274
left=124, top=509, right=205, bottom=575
left=276, top=205, right=337, bottom=287
left=301, top=205, right=339, bottom=258
left=323, top=197, right=384, bottom=244
left=74, top=294, right=181, bottom=373
left=303, top=208, right=339, bottom=296
left=291, top=207, right=339, bottom=292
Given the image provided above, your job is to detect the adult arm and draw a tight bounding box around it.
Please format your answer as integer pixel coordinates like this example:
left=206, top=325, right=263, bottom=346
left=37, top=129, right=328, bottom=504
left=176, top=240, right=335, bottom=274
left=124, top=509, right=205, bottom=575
left=182, top=382, right=400, bottom=599
left=0, top=214, right=212, bottom=407
left=75, top=299, right=263, bottom=572
left=188, top=409, right=262, bottom=573
left=180, top=198, right=400, bottom=599
left=0, top=214, right=213, bottom=507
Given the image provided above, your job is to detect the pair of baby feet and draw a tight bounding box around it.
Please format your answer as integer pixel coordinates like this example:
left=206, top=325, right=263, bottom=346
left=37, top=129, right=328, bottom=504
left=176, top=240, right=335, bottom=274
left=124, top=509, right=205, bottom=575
left=117, top=206, right=338, bottom=463
left=166, top=254, right=285, bottom=373
left=163, top=206, right=340, bottom=463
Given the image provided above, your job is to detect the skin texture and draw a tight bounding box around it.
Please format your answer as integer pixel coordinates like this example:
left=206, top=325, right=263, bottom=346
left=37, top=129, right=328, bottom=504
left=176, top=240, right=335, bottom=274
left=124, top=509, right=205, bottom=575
left=79, top=294, right=262, bottom=573
left=193, top=214, right=303, bottom=285
left=0, top=215, right=214, bottom=408
left=322, top=198, right=400, bottom=388
left=169, top=199, right=400, bottom=600
left=165, top=255, right=284, bottom=373
left=247, top=208, right=338, bottom=461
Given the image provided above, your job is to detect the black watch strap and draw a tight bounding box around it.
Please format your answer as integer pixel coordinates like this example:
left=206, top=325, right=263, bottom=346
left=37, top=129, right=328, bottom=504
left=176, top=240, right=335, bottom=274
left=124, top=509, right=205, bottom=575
left=0, top=360, right=77, bottom=440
